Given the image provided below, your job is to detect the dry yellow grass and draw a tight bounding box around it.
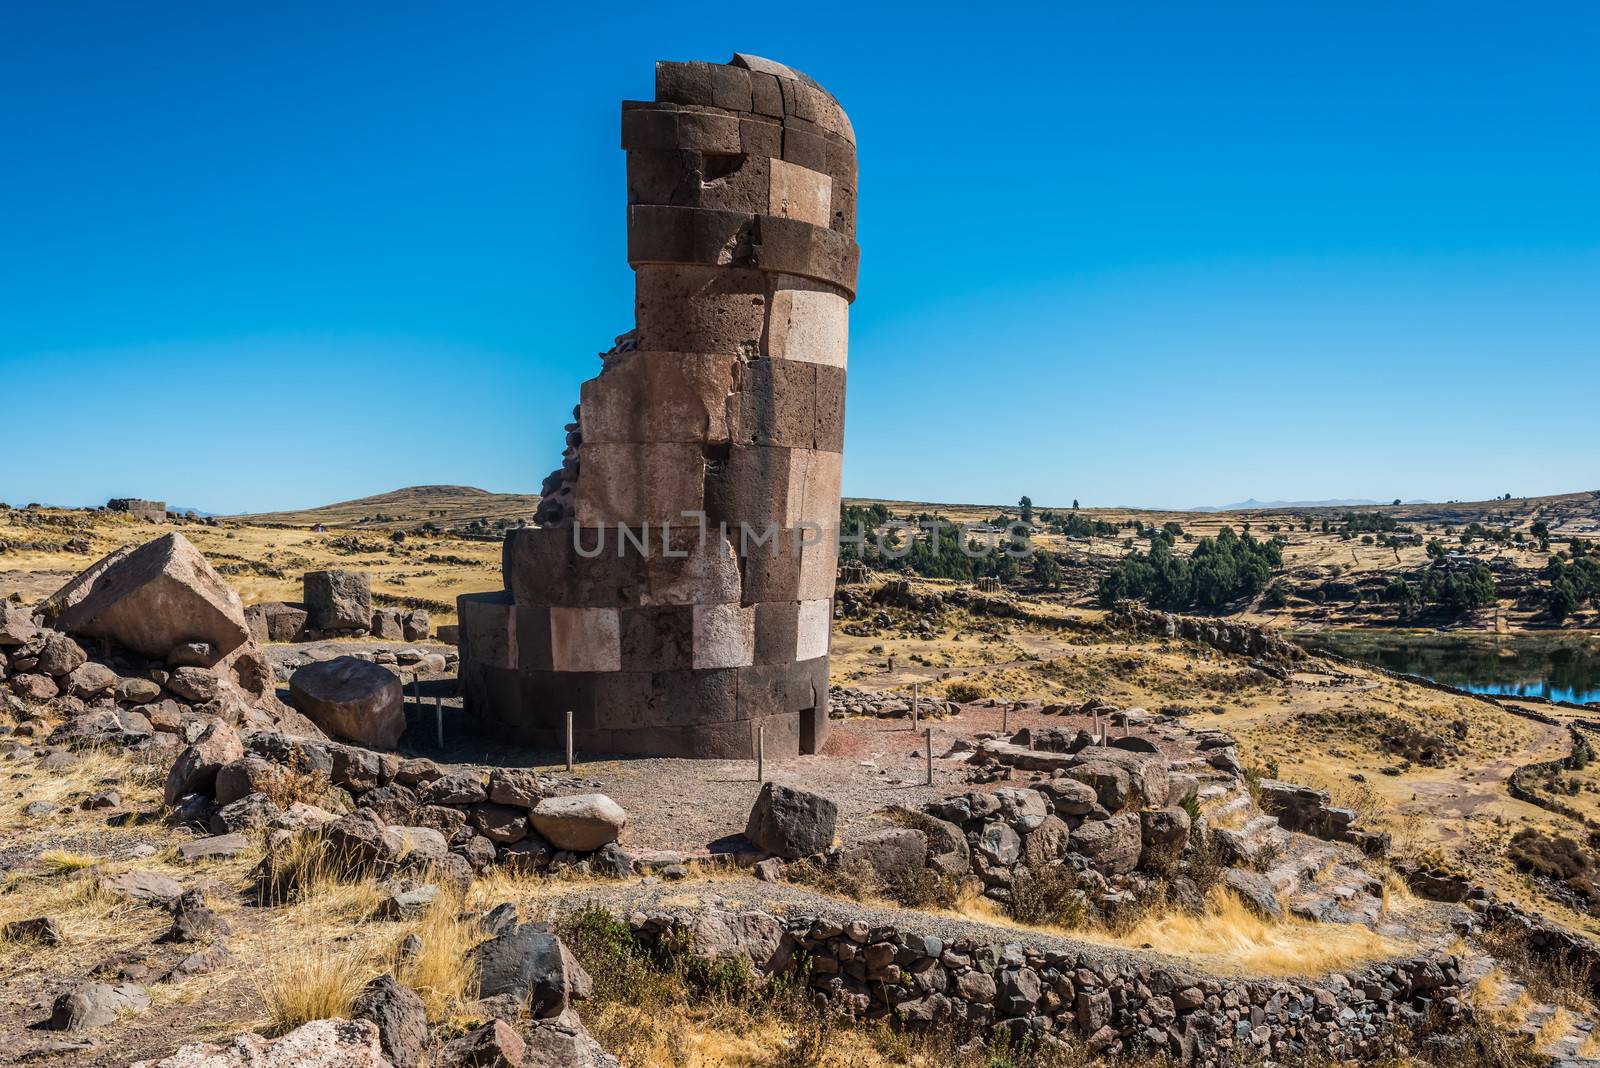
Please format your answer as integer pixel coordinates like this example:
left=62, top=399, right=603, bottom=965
left=1086, top=887, right=1408, bottom=977
left=393, top=881, right=483, bottom=1019
left=258, top=944, right=376, bottom=1034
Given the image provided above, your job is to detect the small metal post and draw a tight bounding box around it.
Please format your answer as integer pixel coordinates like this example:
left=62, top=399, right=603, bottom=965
left=757, top=725, right=766, bottom=783
left=434, top=695, right=443, bottom=749
left=565, top=710, right=574, bottom=773
left=912, top=683, right=920, bottom=732
left=925, top=727, right=933, bottom=785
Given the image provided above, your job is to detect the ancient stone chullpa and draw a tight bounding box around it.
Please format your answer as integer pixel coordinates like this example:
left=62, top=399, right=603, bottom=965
left=459, top=54, right=858, bottom=759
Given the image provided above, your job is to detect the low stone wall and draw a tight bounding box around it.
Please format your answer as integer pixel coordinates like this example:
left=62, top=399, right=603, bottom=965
left=626, top=904, right=1464, bottom=1065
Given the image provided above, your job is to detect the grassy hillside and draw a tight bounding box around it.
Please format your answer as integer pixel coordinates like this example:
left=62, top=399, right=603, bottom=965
left=233, top=484, right=542, bottom=532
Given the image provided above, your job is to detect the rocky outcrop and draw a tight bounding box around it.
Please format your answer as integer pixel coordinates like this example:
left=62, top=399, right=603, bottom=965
left=1108, top=601, right=1305, bottom=664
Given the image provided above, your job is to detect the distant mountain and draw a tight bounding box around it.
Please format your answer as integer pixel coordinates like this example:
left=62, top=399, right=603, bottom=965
left=233, top=485, right=540, bottom=531
left=1187, top=498, right=1431, bottom=513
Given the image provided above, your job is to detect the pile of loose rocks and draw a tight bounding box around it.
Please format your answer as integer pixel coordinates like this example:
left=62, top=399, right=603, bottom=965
left=166, top=720, right=633, bottom=884
left=0, top=533, right=318, bottom=750
left=243, top=568, right=431, bottom=644
left=828, top=685, right=959, bottom=720
left=624, top=902, right=1464, bottom=1064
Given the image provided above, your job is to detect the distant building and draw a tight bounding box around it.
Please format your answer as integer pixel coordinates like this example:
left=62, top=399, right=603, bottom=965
left=106, top=498, right=166, bottom=523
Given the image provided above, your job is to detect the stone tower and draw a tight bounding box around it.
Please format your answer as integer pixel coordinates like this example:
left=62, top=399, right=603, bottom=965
left=458, top=54, right=857, bottom=759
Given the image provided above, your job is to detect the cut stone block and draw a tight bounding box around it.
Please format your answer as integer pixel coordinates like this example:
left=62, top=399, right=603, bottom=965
left=549, top=607, right=621, bottom=673
left=784, top=449, right=844, bottom=529
left=797, top=525, right=840, bottom=602
left=634, top=265, right=768, bottom=356
left=573, top=442, right=706, bottom=526
left=691, top=602, right=755, bottom=669
left=458, top=591, right=517, bottom=670
left=768, top=158, right=832, bottom=227
left=45, top=533, right=249, bottom=663
left=619, top=605, right=694, bottom=672
left=621, top=104, right=741, bottom=153
left=755, top=215, right=857, bottom=297
left=795, top=598, right=831, bottom=661
left=727, top=359, right=815, bottom=448
left=580, top=351, right=738, bottom=444
left=628, top=204, right=755, bottom=269
left=767, top=284, right=848, bottom=367
left=304, top=570, right=371, bottom=632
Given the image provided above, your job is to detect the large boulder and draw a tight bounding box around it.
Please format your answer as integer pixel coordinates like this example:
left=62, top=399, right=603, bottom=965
left=128, top=1019, right=393, bottom=1067
left=370, top=609, right=405, bottom=641
left=743, top=782, right=837, bottom=859
left=401, top=610, right=430, bottom=643
left=289, top=656, right=404, bottom=749
left=840, top=828, right=929, bottom=884
left=43, top=533, right=249, bottom=664
left=1066, top=748, right=1168, bottom=812
left=164, top=720, right=245, bottom=803
left=470, top=923, right=592, bottom=1018
left=304, top=570, right=372, bottom=633
left=1070, top=811, right=1143, bottom=874
left=530, top=794, right=626, bottom=852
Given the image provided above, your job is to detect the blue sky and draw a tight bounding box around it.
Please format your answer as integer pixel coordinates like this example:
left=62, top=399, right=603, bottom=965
left=3, top=2, right=1596, bottom=513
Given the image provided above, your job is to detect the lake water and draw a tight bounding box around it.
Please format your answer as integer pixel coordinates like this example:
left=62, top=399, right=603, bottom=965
left=1293, top=630, right=1600, bottom=706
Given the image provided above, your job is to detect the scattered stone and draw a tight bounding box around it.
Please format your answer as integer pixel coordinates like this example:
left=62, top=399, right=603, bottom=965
left=531, top=794, right=626, bottom=852
left=102, top=869, right=183, bottom=906
left=1223, top=867, right=1283, bottom=920
left=49, top=981, right=149, bottom=1030
left=435, top=1019, right=524, bottom=1068
left=744, top=782, right=837, bottom=858
left=4, top=916, right=63, bottom=945
left=164, top=720, right=245, bottom=803
left=128, top=1018, right=391, bottom=1067
left=470, top=923, right=592, bottom=1018
left=304, top=569, right=372, bottom=632
left=353, top=975, right=428, bottom=1068
left=179, top=833, right=250, bottom=862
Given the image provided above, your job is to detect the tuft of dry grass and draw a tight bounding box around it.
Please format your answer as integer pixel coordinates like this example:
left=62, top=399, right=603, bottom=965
left=36, top=849, right=99, bottom=875
left=259, top=945, right=375, bottom=1035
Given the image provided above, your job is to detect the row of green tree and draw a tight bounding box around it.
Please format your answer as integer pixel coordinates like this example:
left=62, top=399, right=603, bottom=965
left=1096, top=526, right=1283, bottom=610
left=1381, top=563, right=1497, bottom=615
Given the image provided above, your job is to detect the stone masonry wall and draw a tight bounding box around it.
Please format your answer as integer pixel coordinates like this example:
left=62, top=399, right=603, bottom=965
left=459, top=54, right=859, bottom=759
left=627, top=904, right=1465, bottom=1065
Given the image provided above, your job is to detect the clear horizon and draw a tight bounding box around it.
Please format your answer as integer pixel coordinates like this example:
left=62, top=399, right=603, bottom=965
left=4, top=3, right=1597, bottom=514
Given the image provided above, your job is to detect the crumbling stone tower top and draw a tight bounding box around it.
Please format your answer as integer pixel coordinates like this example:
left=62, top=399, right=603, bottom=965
left=459, top=54, right=857, bottom=759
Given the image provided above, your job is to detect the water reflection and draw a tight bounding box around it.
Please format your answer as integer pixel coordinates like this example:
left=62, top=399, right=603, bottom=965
left=1294, top=631, right=1600, bottom=706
